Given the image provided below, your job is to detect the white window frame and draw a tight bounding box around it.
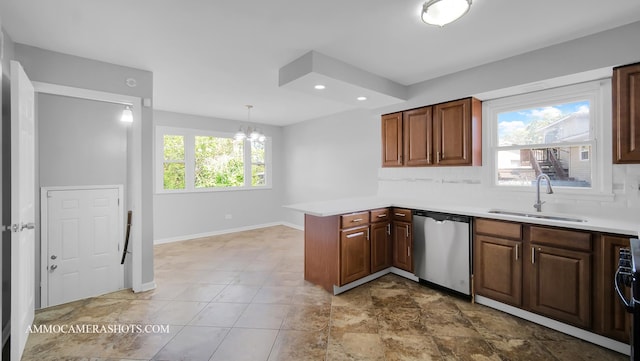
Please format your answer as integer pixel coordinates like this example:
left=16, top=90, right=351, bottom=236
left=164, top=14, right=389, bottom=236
left=155, top=126, right=272, bottom=193
left=483, top=80, right=613, bottom=198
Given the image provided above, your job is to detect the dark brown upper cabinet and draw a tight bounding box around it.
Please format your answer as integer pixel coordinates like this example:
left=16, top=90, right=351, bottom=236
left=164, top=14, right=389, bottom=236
left=613, top=62, right=640, bottom=163
left=381, top=97, right=482, bottom=167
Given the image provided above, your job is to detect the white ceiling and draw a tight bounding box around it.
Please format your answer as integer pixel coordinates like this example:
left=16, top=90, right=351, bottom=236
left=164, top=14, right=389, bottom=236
left=1, top=0, right=639, bottom=126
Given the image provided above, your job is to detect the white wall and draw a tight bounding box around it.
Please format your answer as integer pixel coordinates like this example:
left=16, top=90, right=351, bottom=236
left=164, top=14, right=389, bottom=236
left=153, top=110, right=285, bottom=242
left=281, top=109, right=381, bottom=225
left=282, top=21, right=640, bottom=229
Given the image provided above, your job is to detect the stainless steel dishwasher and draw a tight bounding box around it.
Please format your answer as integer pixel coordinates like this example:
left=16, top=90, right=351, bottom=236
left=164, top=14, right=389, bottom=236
left=413, top=210, right=471, bottom=296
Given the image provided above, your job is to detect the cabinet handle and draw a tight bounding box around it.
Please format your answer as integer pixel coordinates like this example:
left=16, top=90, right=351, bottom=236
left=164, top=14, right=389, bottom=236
left=515, top=244, right=519, bottom=261
left=366, top=228, right=370, bottom=240
left=395, top=213, right=405, bottom=217
left=437, top=151, right=440, bottom=163
left=377, top=214, right=387, bottom=218
left=351, top=218, right=363, bottom=223
left=531, top=247, right=535, bottom=264
left=346, top=232, right=364, bottom=239
left=386, top=224, right=391, bottom=235
left=406, top=226, right=410, bottom=238
left=407, top=246, right=410, bottom=257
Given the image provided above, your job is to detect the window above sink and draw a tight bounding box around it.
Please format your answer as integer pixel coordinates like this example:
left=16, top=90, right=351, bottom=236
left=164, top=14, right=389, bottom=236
left=483, top=80, right=613, bottom=196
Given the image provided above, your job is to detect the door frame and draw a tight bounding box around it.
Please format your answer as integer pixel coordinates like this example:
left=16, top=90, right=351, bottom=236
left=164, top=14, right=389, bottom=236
left=40, top=185, right=125, bottom=308
left=32, top=82, right=144, bottom=294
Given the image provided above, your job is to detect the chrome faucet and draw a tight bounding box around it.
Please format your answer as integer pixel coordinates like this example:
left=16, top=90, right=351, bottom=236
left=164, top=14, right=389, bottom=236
left=534, top=174, right=553, bottom=212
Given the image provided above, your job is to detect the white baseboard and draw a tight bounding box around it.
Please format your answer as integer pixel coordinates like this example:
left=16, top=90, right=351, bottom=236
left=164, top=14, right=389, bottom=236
left=136, top=281, right=157, bottom=293
left=280, top=221, right=304, bottom=231
left=154, top=222, right=301, bottom=245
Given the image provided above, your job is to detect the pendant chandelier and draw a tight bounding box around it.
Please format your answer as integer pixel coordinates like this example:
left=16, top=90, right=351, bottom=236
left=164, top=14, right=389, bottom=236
left=234, top=105, right=265, bottom=142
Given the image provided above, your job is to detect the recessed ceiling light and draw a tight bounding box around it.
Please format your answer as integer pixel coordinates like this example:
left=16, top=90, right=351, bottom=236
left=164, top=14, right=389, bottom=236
left=314, top=84, right=326, bottom=90
left=357, top=96, right=367, bottom=101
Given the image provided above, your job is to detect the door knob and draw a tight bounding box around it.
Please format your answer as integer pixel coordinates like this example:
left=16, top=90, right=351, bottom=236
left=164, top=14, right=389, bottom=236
left=51, top=255, right=57, bottom=260
left=20, top=222, right=35, bottom=231
left=50, top=265, right=58, bottom=271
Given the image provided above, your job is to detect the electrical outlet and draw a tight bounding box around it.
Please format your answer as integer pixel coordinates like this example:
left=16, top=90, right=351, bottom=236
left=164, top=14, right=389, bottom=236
left=225, top=214, right=232, bottom=220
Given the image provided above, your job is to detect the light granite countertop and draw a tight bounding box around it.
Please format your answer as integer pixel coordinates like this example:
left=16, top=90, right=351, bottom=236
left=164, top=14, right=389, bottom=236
left=285, top=196, right=640, bottom=236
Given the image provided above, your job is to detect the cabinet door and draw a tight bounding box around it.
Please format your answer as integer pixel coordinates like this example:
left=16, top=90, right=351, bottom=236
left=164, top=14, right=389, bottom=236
left=613, top=63, right=640, bottom=163
left=382, top=112, right=403, bottom=167
left=433, top=98, right=472, bottom=166
left=371, top=222, right=392, bottom=273
left=528, top=245, right=591, bottom=328
left=600, top=235, right=631, bottom=343
left=340, top=227, right=371, bottom=285
left=474, top=235, right=522, bottom=307
left=403, top=106, right=432, bottom=166
left=392, top=221, right=413, bottom=272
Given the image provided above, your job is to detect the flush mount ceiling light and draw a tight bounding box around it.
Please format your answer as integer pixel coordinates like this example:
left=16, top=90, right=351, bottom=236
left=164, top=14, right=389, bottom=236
left=357, top=96, right=367, bottom=101
left=314, top=84, right=326, bottom=90
left=120, top=105, right=133, bottom=123
left=421, top=0, right=472, bottom=27
left=234, top=105, right=266, bottom=142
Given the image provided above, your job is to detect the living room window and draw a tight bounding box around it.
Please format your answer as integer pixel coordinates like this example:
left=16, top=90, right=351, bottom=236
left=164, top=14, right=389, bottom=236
left=156, top=126, right=271, bottom=193
left=484, top=80, right=611, bottom=194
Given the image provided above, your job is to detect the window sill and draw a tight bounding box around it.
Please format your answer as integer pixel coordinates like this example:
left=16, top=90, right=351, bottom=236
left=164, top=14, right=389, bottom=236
left=155, top=186, right=273, bottom=195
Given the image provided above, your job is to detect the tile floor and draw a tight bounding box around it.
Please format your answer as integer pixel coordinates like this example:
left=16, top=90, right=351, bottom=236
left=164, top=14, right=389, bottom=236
left=23, top=225, right=627, bottom=360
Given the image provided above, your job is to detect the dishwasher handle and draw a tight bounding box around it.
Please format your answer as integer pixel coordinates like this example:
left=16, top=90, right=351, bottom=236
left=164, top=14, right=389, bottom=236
left=413, top=210, right=470, bottom=224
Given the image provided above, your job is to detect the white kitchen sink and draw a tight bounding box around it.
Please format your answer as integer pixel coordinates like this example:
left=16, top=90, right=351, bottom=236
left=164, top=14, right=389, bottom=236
left=487, top=209, right=586, bottom=223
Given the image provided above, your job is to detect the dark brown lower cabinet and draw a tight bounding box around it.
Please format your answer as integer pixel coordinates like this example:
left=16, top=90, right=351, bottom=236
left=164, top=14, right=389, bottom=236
left=392, top=220, right=413, bottom=272
left=370, top=222, right=392, bottom=273
left=340, top=226, right=370, bottom=285
left=528, top=244, right=591, bottom=329
left=600, top=235, right=632, bottom=342
left=474, top=235, right=522, bottom=306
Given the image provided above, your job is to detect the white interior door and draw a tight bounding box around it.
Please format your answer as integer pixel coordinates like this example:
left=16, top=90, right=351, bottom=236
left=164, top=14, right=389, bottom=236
left=46, top=188, right=123, bottom=307
left=10, top=60, right=36, bottom=361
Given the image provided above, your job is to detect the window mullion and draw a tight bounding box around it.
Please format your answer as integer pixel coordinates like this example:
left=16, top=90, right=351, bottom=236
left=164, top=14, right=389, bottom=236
left=185, top=134, right=196, bottom=191
left=244, top=140, right=252, bottom=187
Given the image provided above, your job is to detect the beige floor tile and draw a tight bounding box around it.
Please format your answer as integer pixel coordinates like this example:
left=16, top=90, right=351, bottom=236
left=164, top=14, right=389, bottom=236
left=252, top=286, right=296, bottom=304
left=189, top=302, right=248, bottom=327
left=326, top=331, right=385, bottom=361
left=330, top=305, right=379, bottom=334
left=234, top=303, right=290, bottom=329
left=116, top=299, right=170, bottom=323
left=212, top=285, right=260, bottom=303
left=381, top=333, right=442, bottom=361
left=210, top=328, right=278, bottom=361
left=172, top=283, right=226, bottom=302
left=268, top=330, right=328, bottom=361
left=152, top=325, right=229, bottom=361
left=152, top=300, right=208, bottom=325
left=282, top=304, right=331, bottom=332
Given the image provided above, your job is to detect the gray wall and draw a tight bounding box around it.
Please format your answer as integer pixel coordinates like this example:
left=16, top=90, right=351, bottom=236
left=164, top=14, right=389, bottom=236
left=13, top=44, right=156, bottom=287
left=153, top=110, right=285, bottom=241
left=38, top=94, right=128, bottom=187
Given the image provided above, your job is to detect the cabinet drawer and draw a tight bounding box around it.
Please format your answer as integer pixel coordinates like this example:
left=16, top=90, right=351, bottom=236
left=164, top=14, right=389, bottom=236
left=530, top=226, right=591, bottom=251
left=475, top=218, right=521, bottom=240
left=370, top=208, right=390, bottom=223
left=341, top=212, right=370, bottom=228
left=392, top=208, right=412, bottom=221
